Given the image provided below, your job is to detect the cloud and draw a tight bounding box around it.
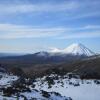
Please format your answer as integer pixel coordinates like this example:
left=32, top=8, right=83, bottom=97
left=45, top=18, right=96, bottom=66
left=0, top=0, right=99, bottom=20
left=84, top=25, right=100, bottom=29
left=69, top=11, right=100, bottom=20
left=0, top=24, right=66, bottom=39
left=71, top=25, right=100, bottom=30
left=0, top=1, right=78, bottom=15
left=0, top=24, right=100, bottom=39
left=57, top=31, right=100, bottom=39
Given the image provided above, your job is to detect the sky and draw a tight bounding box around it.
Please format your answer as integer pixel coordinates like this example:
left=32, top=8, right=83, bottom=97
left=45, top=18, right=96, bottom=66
left=0, top=0, right=100, bottom=53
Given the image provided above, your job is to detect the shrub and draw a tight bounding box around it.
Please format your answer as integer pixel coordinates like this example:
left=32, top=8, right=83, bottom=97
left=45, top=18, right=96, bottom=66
left=41, top=90, right=50, bottom=98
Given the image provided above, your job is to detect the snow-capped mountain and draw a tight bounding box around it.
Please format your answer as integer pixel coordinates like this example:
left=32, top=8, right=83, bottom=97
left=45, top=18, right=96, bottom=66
left=51, top=43, right=95, bottom=56
left=63, top=43, right=95, bottom=56
left=0, top=43, right=95, bottom=65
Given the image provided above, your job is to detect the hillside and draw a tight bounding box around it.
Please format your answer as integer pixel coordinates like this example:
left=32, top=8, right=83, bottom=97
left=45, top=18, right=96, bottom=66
left=0, top=55, right=99, bottom=79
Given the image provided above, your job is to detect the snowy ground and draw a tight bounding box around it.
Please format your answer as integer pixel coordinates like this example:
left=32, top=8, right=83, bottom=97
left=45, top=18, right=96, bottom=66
left=34, top=74, right=100, bottom=100
left=0, top=72, right=70, bottom=100
left=0, top=72, right=18, bottom=86
left=0, top=90, right=69, bottom=100
left=0, top=72, right=100, bottom=100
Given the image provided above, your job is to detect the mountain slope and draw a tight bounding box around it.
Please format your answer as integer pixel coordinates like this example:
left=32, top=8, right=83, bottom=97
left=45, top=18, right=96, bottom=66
left=51, top=43, right=95, bottom=56
left=63, top=43, right=95, bottom=56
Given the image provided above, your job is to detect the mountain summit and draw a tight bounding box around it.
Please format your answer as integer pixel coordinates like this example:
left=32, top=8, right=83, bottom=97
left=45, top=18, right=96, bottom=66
left=51, top=43, right=95, bottom=56
left=63, top=43, right=95, bottom=56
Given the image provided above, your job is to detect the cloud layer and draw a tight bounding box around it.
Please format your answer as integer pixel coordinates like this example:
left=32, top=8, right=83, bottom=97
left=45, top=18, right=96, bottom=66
left=0, top=24, right=100, bottom=39
left=0, top=0, right=99, bottom=19
left=0, top=2, right=78, bottom=15
left=0, top=24, right=64, bottom=39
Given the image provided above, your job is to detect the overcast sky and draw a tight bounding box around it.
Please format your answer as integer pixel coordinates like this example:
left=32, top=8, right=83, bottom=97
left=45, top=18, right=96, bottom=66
left=0, top=0, right=100, bottom=53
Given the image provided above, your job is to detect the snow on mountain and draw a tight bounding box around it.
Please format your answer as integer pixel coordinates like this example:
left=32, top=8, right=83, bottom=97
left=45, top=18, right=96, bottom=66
left=63, top=43, right=95, bottom=56
left=50, top=47, right=61, bottom=53
left=15, top=43, right=94, bottom=57
left=50, top=43, right=95, bottom=56
left=35, top=51, right=49, bottom=57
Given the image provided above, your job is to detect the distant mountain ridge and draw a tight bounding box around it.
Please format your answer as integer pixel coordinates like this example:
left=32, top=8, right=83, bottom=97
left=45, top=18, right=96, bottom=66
left=0, top=43, right=96, bottom=66
left=0, top=43, right=95, bottom=58
left=0, top=53, right=23, bottom=57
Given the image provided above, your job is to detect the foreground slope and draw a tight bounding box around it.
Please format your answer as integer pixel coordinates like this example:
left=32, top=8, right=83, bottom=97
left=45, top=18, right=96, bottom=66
left=0, top=72, right=71, bottom=100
